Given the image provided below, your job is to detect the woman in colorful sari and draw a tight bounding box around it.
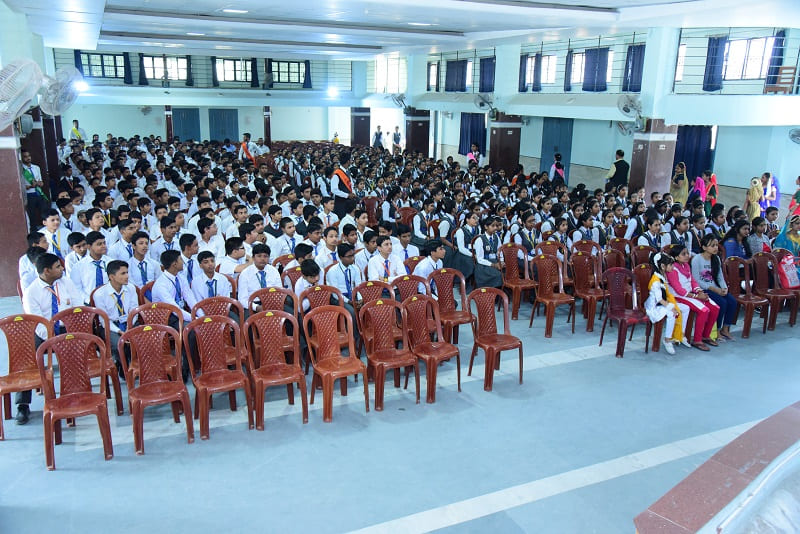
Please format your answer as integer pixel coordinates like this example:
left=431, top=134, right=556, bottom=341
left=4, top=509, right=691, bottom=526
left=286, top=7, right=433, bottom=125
left=670, top=162, right=689, bottom=207
left=774, top=215, right=800, bottom=274
left=787, top=176, right=800, bottom=217
left=704, top=173, right=718, bottom=216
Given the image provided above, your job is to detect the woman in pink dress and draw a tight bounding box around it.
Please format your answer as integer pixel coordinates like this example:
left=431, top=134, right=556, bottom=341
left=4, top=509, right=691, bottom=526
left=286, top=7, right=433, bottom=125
left=666, top=245, right=720, bottom=351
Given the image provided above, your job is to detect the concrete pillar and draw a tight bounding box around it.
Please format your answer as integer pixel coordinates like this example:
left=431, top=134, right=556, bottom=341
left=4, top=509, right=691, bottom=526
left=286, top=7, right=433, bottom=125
left=0, top=125, right=29, bottom=297
left=165, top=105, right=174, bottom=142
left=19, top=107, right=48, bottom=186
left=629, top=119, right=678, bottom=197
left=639, top=27, right=682, bottom=120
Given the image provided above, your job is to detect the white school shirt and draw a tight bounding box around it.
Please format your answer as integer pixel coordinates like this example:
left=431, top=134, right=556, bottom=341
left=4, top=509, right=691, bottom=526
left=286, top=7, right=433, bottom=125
left=108, top=238, right=135, bottom=262
left=23, top=276, right=82, bottom=338
left=412, top=256, right=442, bottom=295
left=74, top=254, right=113, bottom=303
left=367, top=254, right=405, bottom=283
left=315, top=247, right=339, bottom=271
left=127, top=255, right=161, bottom=287
left=41, top=227, right=71, bottom=259
left=92, top=282, right=139, bottom=334
left=197, top=235, right=225, bottom=259
left=18, top=254, right=38, bottom=290
left=217, top=255, right=246, bottom=280
left=191, top=272, right=233, bottom=303
left=391, top=243, right=419, bottom=263
left=354, top=248, right=378, bottom=274
left=237, top=264, right=282, bottom=310
left=151, top=271, right=194, bottom=321
left=274, top=234, right=299, bottom=258
left=325, top=262, right=363, bottom=303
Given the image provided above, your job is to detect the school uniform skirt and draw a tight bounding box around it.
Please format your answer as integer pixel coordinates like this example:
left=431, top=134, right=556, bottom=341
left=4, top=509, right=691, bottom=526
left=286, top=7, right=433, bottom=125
left=449, top=251, right=475, bottom=280
left=474, top=263, right=502, bottom=288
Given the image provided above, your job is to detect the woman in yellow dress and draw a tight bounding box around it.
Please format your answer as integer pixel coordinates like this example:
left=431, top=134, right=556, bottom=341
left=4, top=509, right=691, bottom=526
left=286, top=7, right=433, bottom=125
left=743, top=177, right=764, bottom=222
left=670, top=162, right=689, bottom=206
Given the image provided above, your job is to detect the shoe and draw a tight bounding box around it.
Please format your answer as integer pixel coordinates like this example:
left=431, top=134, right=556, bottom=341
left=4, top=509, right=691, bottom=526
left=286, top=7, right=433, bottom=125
left=663, top=341, right=675, bottom=355
left=15, top=405, right=30, bottom=425
left=680, top=338, right=691, bottom=348
left=703, top=338, right=719, bottom=347
left=719, top=331, right=734, bottom=341
left=692, top=342, right=710, bottom=352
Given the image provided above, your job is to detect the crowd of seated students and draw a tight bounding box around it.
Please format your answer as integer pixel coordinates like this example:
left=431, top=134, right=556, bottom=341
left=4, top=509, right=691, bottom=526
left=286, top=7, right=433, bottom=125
left=9, top=132, right=798, bottom=426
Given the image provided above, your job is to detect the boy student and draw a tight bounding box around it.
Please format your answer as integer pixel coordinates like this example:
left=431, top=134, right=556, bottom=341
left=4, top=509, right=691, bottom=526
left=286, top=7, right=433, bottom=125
left=294, top=260, right=321, bottom=313
left=218, top=237, right=251, bottom=279
left=92, top=260, right=139, bottom=374
left=368, top=235, right=405, bottom=283
left=127, top=231, right=161, bottom=289
left=413, top=239, right=446, bottom=296
left=197, top=217, right=225, bottom=259
left=19, top=232, right=48, bottom=289
left=238, top=223, right=259, bottom=257
left=65, top=232, right=88, bottom=280
left=179, top=233, right=201, bottom=286
left=108, top=218, right=138, bottom=261
left=149, top=216, right=180, bottom=260
left=300, top=223, right=323, bottom=257
left=147, top=203, right=169, bottom=241
left=325, top=243, right=363, bottom=306
left=319, top=197, right=338, bottom=228
left=151, top=249, right=195, bottom=322
left=137, top=197, right=155, bottom=233
left=274, top=217, right=299, bottom=258
left=40, top=209, right=70, bottom=260
left=18, top=253, right=82, bottom=424
left=355, top=230, right=379, bottom=274
left=237, top=243, right=281, bottom=313
left=56, top=197, right=79, bottom=232
left=265, top=205, right=284, bottom=238
left=765, top=206, right=780, bottom=233
left=283, top=243, right=314, bottom=274
left=315, top=227, right=340, bottom=270
left=191, top=250, right=232, bottom=302
left=340, top=223, right=359, bottom=249
left=378, top=222, right=402, bottom=253
left=74, top=231, right=113, bottom=304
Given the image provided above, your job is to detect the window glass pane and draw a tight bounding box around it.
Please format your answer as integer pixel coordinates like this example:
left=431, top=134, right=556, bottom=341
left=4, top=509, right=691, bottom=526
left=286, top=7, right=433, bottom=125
left=465, top=60, right=473, bottom=87
left=428, top=63, right=438, bottom=88
left=544, top=55, right=557, bottom=83
left=571, top=53, right=585, bottom=83
left=724, top=39, right=747, bottom=80
left=760, top=37, right=775, bottom=78
left=525, top=56, right=534, bottom=86
left=675, top=44, right=687, bottom=82
left=606, top=50, right=614, bottom=83
left=743, top=37, right=765, bottom=79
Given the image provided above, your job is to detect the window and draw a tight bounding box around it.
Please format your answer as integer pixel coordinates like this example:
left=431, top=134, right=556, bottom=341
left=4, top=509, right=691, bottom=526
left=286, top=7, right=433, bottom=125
left=723, top=37, right=775, bottom=80
left=272, top=60, right=305, bottom=84
left=570, top=52, right=585, bottom=84
left=216, top=58, right=251, bottom=82
left=143, top=55, right=187, bottom=80
left=375, top=55, right=404, bottom=93
left=80, top=53, right=125, bottom=79
left=465, top=59, right=473, bottom=88
left=525, top=55, right=557, bottom=86
left=675, top=44, right=687, bottom=81
left=606, top=51, right=615, bottom=83
left=427, top=62, right=438, bottom=91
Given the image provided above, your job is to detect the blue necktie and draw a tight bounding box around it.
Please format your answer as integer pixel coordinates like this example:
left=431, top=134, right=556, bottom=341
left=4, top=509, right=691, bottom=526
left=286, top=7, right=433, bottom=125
left=384, top=259, right=390, bottom=279
left=289, top=237, right=295, bottom=253
left=164, top=241, right=173, bottom=250
left=126, top=244, right=133, bottom=257
left=404, top=248, right=409, bottom=260
left=207, top=279, right=216, bottom=297
left=47, top=285, right=58, bottom=317
left=114, top=291, right=127, bottom=332
left=331, top=252, right=337, bottom=261
left=173, top=278, right=183, bottom=305
left=258, top=270, right=266, bottom=288
left=344, top=267, right=352, bottom=298
left=93, top=260, right=104, bottom=288
left=186, top=259, right=194, bottom=284
left=51, top=236, right=63, bottom=259
left=139, top=261, right=148, bottom=283
left=65, top=220, right=73, bottom=231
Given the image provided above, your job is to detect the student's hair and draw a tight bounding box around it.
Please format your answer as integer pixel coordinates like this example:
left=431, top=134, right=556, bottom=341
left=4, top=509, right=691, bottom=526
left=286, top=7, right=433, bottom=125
left=645, top=214, right=662, bottom=228
left=363, top=230, right=377, bottom=243
left=751, top=216, right=766, bottom=228
left=306, top=223, right=322, bottom=235
left=337, top=243, right=354, bottom=257
left=292, top=243, right=313, bottom=259
left=160, top=249, right=181, bottom=269
left=36, top=253, right=61, bottom=274
left=396, top=223, right=411, bottom=236
left=56, top=197, right=72, bottom=210
left=425, top=239, right=443, bottom=254
left=341, top=223, right=356, bottom=236
left=237, top=223, right=254, bottom=239
left=300, top=259, right=321, bottom=277
left=699, top=233, right=718, bottom=249
left=106, top=259, right=128, bottom=277
left=267, top=204, right=283, bottom=217
left=27, top=231, right=44, bottom=247
left=117, top=218, right=135, bottom=231
left=251, top=243, right=270, bottom=257
left=225, top=237, right=244, bottom=255
left=197, top=250, right=215, bottom=263
left=131, top=231, right=149, bottom=245
left=279, top=217, right=294, bottom=230
left=765, top=206, right=779, bottom=216
left=160, top=215, right=176, bottom=229
left=26, top=245, right=44, bottom=264
left=179, top=233, right=196, bottom=251
left=247, top=214, right=264, bottom=225
left=85, top=230, right=106, bottom=246
left=550, top=204, right=565, bottom=218
left=578, top=212, right=593, bottom=225
left=691, top=213, right=706, bottom=225
left=650, top=251, right=674, bottom=275
left=667, top=244, right=687, bottom=259
left=197, top=217, right=214, bottom=235
left=723, top=220, right=751, bottom=246
left=323, top=226, right=338, bottom=238
left=302, top=205, right=318, bottom=219
left=375, top=235, right=392, bottom=247
left=378, top=221, right=393, bottom=232
left=672, top=215, right=688, bottom=228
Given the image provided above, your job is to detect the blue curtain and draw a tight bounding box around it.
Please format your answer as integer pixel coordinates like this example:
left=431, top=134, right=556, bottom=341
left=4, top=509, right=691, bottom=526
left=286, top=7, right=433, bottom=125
left=564, top=50, right=573, bottom=92
left=210, top=56, right=219, bottom=87
left=265, top=58, right=273, bottom=89
left=250, top=58, right=259, bottom=88
left=702, top=36, right=727, bottom=92
left=303, top=60, right=312, bottom=88
left=532, top=53, right=543, bottom=92
left=123, top=52, right=133, bottom=85
left=184, top=55, right=193, bottom=87
left=582, top=47, right=609, bottom=92
left=622, top=44, right=645, bottom=92
left=518, top=55, right=529, bottom=92
left=458, top=113, right=486, bottom=156
left=766, top=30, right=786, bottom=85
left=673, top=125, right=714, bottom=180
left=73, top=50, right=83, bottom=75
left=445, top=60, right=468, bottom=92
left=138, top=53, right=149, bottom=86
left=479, top=57, right=495, bottom=92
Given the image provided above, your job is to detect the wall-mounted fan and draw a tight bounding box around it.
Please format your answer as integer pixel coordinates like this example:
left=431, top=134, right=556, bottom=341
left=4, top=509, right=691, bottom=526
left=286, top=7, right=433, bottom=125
left=474, top=93, right=498, bottom=120
left=790, top=128, right=800, bottom=144
left=39, top=66, right=82, bottom=116
left=616, top=94, right=646, bottom=133
left=388, top=93, right=411, bottom=114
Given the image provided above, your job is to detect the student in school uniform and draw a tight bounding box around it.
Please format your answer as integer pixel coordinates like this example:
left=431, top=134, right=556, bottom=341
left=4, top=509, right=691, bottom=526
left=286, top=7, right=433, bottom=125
left=19, top=232, right=48, bottom=290
left=413, top=239, right=446, bottom=297
left=179, top=233, right=201, bottom=287
left=474, top=217, right=504, bottom=288
left=326, top=243, right=363, bottom=307
left=107, top=219, right=138, bottom=261
left=191, top=251, right=233, bottom=302
left=293, top=260, right=322, bottom=313
left=92, top=260, right=139, bottom=376
left=237, top=244, right=282, bottom=313
left=149, top=216, right=180, bottom=261
left=412, top=198, right=436, bottom=249
left=368, top=235, right=405, bottom=283
left=274, top=217, right=300, bottom=258
left=40, top=209, right=71, bottom=261
left=300, top=223, right=324, bottom=257
left=637, top=215, right=667, bottom=250
left=315, top=227, right=340, bottom=270
left=217, top=237, right=252, bottom=280
left=151, top=249, right=195, bottom=323
left=74, top=231, right=113, bottom=304
left=127, top=231, right=161, bottom=293
left=391, top=224, right=420, bottom=263
left=355, top=231, right=379, bottom=275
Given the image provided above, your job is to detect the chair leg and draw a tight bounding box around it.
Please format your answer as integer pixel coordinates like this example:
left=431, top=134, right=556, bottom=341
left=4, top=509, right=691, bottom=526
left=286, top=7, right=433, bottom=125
left=180, top=391, right=194, bottom=443
left=309, top=374, right=317, bottom=405
left=789, top=297, right=798, bottom=326
left=54, top=419, right=62, bottom=445
left=44, top=412, right=56, bottom=470
left=340, top=377, right=348, bottom=396
left=571, top=303, right=576, bottom=333
left=518, top=345, right=523, bottom=385
left=0, top=400, right=4, bottom=441
left=511, top=288, right=521, bottom=320
left=242, top=381, right=254, bottom=430
left=322, top=375, right=334, bottom=422
left=3, top=393, right=11, bottom=420
left=761, top=304, right=769, bottom=333
left=452, top=326, right=459, bottom=344
left=652, top=319, right=664, bottom=352
left=483, top=349, right=495, bottom=392
left=425, top=358, right=437, bottom=404
left=742, top=306, right=754, bottom=338
left=374, top=366, right=386, bottom=411
left=585, top=299, right=596, bottom=332
left=298, top=378, right=309, bottom=424
left=199, top=391, right=210, bottom=440
left=414, top=362, right=420, bottom=404
left=468, top=344, right=478, bottom=376
left=133, top=401, right=145, bottom=455
left=644, top=322, right=651, bottom=354
left=393, top=367, right=401, bottom=388
left=616, top=322, right=628, bottom=358
left=109, top=371, right=124, bottom=416
left=544, top=303, right=555, bottom=338
left=97, top=407, right=114, bottom=461
left=228, top=390, right=237, bottom=412
left=255, top=384, right=265, bottom=431
left=361, top=369, right=370, bottom=413
left=455, top=353, right=462, bottom=392
left=286, top=383, right=295, bottom=405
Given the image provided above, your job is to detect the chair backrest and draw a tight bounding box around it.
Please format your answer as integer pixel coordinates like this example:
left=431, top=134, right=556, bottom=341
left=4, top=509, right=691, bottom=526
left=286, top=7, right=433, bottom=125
left=191, top=296, right=245, bottom=322
left=613, top=224, right=628, bottom=238
left=299, top=284, right=345, bottom=309
left=428, top=219, right=440, bottom=238
left=632, top=245, right=656, bottom=266
left=219, top=273, right=237, bottom=298
left=272, top=254, right=295, bottom=269
left=359, top=299, right=407, bottom=352
left=571, top=251, right=600, bottom=293
left=535, top=240, right=568, bottom=259
left=723, top=256, right=754, bottom=298
left=390, top=274, right=430, bottom=301
left=467, top=287, right=510, bottom=337
left=608, top=237, right=630, bottom=255
left=138, top=280, right=155, bottom=303
left=572, top=239, right=601, bottom=256
left=244, top=310, right=299, bottom=370
left=248, top=286, right=298, bottom=316
left=601, top=267, right=636, bottom=313
left=37, top=333, right=108, bottom=398
left=751, top=252, right=778, bottom=291
left=282, top=266, right=304, bottom=290
left=531, top=254, right=564, bottom=297
left=501, top=243, right=527, bottom=281
left=362, top=196, right=379, bottom=226
left=661, top=244, right=681, bottom=256
left=128, top=302, right=183, bottom=331
left=353, top=280, right=394, bottom=306
left=0, top=314, right=52, bottom=374
left=183, top=315, right=241, bottom=376
left=402, top=294, right=444, bottom=349
left=53, top=306, right=112, bottom=357
left=604, top=248, right=627, bottom=270
left=403, top=256, right=423, bottom=273
left=398, top=207, right=417, bottom=227
left=323, top=262, right=339, bottom=284
left=119, top=325, right=181, bottom=385
left=632, top=263, right=653, bottom=309
left=303, top=305, right=355, bottom=366
left=427, top=268, right=467, bottom=314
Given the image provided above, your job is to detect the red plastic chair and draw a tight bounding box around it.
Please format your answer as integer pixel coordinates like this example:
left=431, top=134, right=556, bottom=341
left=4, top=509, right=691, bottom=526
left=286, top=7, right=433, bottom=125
left=613, top=224, right=629, bottom=238
left=529, top=255, right=576, bottom=337
left=37, top=333, right=113, bottom=470
left=353, top=280, right=396, bottom=355
left=534, top=241, right=573, bottom=289
left=598, top=268, right=652, bottom=358
left=248, top=286, right=298, bottom=316
left=303, top=306, right=369, bottom=422
left=467, top=288, right=523, bottom=391
left=298, top=284, right=345, bottom=311
left=191, top=296, right=248, bottom=368
left=501, top=243, right=539, bottom=320
left=0, top=314, right=51, bottom=440
left=571, top=239, right=602, bottom=257
left=362, top=196, right=380, bottom=227
left=272, top=254, right=295, bottom=270
left=604, top=248, right=627, bottom=270
left=137, top=280, right=155, bottom=304
left=403, top=256, right=423, bottom=274
left=571, top=251, right=607, bottom=332
left=632, top=245, right=656, bottom=267
left=722, top=257, right=768, bottom=338
left=427, top=268, right=475, bottom=344
left=750, top=252, right=797, bottom=330
left=118, top=325, right=193, bottom=454
left=359, top=299, right=419, bottom=411
left=127, top=302, right=184, bottom=381
left=398, top=207, right=417, bottom=228
left=183, top=316, right=254, bottom=439
left=52, top=306, right=124, bottom=416
left=403, top=295, right=460, bottom=403
left=323, top=262, right=339, bottom=284
left=281, top=266, right=304, bottom=291
left=390, top=274, right=431, bottom=302
left=244, top=311, right=308, bottom=430
left=607, top=237, right=631, bottom=256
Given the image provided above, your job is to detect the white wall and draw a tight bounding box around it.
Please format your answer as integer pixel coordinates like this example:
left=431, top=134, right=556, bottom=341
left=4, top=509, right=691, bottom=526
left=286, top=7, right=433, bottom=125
left=519, top=117, right=544, bottom=159
left=327, top=107, right=351, bottom=145
left=269, top=106, right=328, bottom=141
left=571, top=119, right=634, bottom=168
left=62, top=104, right=166, bottom=139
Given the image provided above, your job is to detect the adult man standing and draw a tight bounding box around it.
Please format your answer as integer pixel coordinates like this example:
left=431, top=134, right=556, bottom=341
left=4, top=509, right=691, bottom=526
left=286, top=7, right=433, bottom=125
left=21, top=150, right=48, bottom=229
left=330, top=156, right=355, bottom=218
left=239, top=132, right=257, bottom=165
left=69, top=119, right=86, bottom=141
left=605, top=149, right=630, bottom=192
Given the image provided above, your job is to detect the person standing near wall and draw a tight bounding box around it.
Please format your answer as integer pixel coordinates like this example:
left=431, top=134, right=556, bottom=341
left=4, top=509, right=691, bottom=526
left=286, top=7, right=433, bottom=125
left=69, top=119, right=86, bottom=141
left=330, top=154, right=355, bottom=218
left=372, top=126, right=384, bottom=149
left=605, top=149, right=629, bottom=192
left=21, top=150, right=49, bottom=231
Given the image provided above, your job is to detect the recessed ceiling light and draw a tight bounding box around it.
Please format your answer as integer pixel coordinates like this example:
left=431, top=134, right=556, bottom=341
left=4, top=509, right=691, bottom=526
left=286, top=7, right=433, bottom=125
left=222, top=8, right=248, bottom=14
left=215, top=45, right=233, bottom=49
left=186, top=32, right=205, bottom=36
left=408, top=22, right=436, bottom=26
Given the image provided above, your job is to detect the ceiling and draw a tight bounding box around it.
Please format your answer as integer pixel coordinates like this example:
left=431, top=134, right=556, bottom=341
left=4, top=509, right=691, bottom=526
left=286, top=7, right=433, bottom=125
left=5, top=0, right=800, bottom=60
